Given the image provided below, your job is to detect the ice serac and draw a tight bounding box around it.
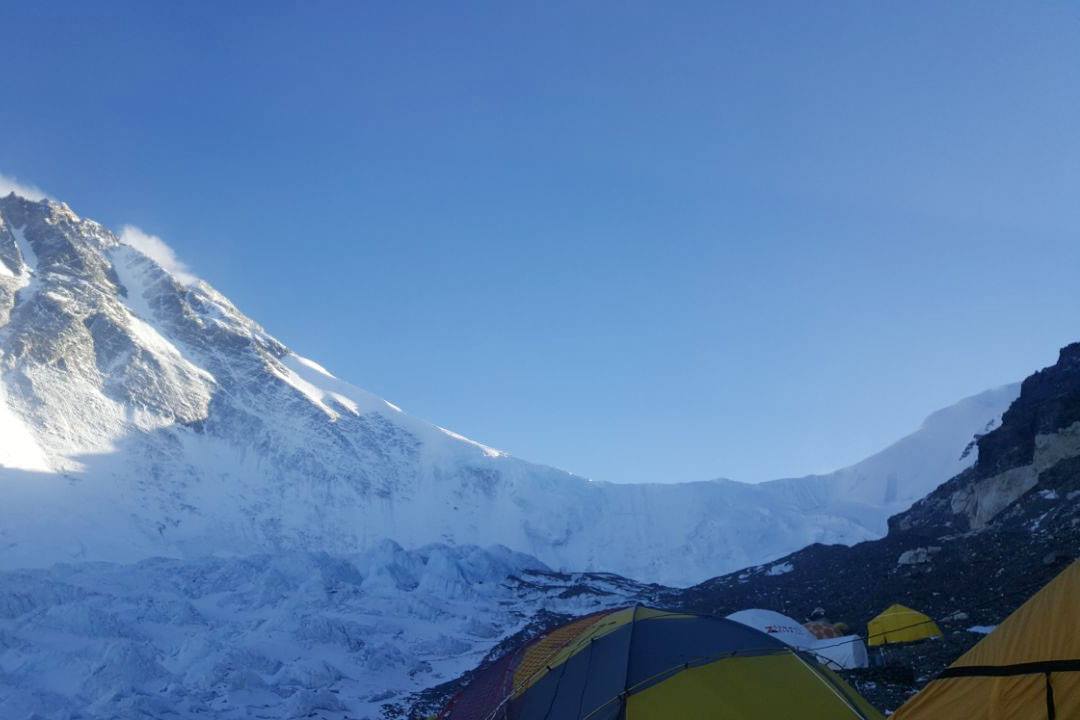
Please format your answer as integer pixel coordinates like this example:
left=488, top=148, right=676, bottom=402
left=0, top=193, right=1018, bottom=585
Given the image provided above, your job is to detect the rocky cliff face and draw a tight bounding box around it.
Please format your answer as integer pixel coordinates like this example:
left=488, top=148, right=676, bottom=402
left=0, top=193, right=1013, bottom=585
left=892, top=342, right=1080, bottom=535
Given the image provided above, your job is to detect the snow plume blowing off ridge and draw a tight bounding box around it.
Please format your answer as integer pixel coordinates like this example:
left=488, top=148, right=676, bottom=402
left=0, top=171, right=49, bottom=201
left=118, top=224, right=199, bottom=285
left=0, top=191, right=1020, bottom=586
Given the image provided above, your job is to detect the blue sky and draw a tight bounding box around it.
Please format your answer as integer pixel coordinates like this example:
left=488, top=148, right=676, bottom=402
left=3, top=2, right=1079, bottom=483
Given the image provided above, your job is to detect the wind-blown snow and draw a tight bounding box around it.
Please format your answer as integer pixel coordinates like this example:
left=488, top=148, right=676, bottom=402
left=119, top=224, right=197, bottom=285
left=0, top=194, right=1020, bottom=585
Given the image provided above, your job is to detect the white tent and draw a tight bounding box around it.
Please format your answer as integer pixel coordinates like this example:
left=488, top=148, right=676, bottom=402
left=727, top=608, right=868, bottom=669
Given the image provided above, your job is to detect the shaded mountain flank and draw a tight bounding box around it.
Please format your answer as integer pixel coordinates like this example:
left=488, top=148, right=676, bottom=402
left=416, top=343, right=1080, bottom=717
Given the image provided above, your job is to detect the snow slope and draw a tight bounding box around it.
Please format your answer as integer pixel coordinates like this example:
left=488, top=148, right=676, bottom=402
left=0, top=193, right=1018, bottom=585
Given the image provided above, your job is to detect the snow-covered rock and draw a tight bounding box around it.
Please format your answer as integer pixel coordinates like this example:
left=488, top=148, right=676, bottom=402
left=766, top=561, right=794, bottom=576
left=897, top=546, right=941, bottom=565
left=0, top=193, right=1018, bottom=585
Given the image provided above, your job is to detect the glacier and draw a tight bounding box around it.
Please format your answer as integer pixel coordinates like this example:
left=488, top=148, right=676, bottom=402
left=0, top=543, right=658, bottom=719
left=0, top=192, right=1018, bottom=585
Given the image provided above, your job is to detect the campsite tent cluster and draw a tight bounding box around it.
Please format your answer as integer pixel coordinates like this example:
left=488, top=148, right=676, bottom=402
left=439, top=561, right=1079, bottom=719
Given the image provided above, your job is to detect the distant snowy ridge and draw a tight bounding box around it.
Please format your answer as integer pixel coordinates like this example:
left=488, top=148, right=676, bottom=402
left=0, top=193, right=1019, bottom=585
left=760, top=384, right=1016, bottom=536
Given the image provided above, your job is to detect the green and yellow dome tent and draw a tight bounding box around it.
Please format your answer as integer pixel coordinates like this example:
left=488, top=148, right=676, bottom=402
left=438, top=605, right=882, bottom=720
left=866, top=604, right=942, bottom=647
left=892, top=560, right=1080, bottom=720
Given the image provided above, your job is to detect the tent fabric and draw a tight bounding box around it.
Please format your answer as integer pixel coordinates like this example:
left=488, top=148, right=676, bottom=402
left=811, top=635, right=869, bottom=671
left=727, top=609, right=869, bottom=669
left=439, top=605, right=883, bottom=720
left=892, top=561, right=1080, bottom=720
left=866, top=604, right=942, bottom=646
left=728, top=609, right=820, bottom=646
left=512, top=610, right=611, bottom=693
left=444, top=647, right=523, bottom=720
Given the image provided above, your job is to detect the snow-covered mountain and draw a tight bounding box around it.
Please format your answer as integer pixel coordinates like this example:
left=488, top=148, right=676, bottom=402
left=0, top=193, right=1018, bottom=585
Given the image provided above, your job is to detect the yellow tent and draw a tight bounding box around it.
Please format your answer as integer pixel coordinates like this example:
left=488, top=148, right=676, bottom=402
left=892, top=561, right=1080, bottom=719
left=867, top=604, right=942, bottom=646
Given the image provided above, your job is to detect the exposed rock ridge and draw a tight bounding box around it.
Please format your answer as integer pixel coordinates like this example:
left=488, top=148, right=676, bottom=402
left=893, top=343, right=1080, bottom=535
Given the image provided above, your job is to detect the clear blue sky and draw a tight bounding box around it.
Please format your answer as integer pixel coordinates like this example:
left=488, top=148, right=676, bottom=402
left=3, top=2, right=1078, bottom=483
